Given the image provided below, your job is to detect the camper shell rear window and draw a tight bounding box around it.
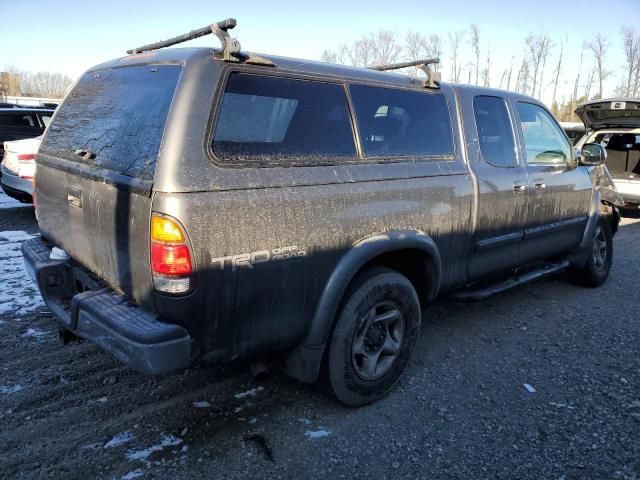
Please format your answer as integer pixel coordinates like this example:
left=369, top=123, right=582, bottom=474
left=40, top=64, right=182, bottom=181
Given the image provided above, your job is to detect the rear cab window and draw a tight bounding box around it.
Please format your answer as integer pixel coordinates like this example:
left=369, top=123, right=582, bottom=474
left=40, top=64, right=182, bottom=181
left=212, top=73, right=356, bottom=167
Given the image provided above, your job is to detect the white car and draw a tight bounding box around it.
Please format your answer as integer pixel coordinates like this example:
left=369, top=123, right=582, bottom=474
left=1, top=136, right=41, bottom=203
left=575, top=98, right=640, bottom=209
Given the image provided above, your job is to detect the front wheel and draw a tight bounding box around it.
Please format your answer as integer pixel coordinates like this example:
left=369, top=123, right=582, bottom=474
left=325, top=268, right=421, bottom=407
left=569, top=217, right=613, bottom=287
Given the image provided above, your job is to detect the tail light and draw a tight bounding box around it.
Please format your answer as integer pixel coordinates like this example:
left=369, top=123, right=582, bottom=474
left=150, top=213, right=193, bottom=295
left=18, top=154, right=36, bottom=179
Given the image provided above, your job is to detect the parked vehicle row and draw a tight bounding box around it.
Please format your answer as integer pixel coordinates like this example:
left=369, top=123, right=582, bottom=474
left=18, top=20, right=629, bottom=406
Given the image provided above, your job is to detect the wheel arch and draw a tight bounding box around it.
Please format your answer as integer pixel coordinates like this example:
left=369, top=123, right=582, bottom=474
left=281, top=230, right=441, bottom=383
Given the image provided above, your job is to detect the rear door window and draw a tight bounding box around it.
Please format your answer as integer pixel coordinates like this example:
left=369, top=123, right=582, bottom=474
left=40, top=65, right=182, bottom=180
left=473, top=96, right=518, bottom=167
left=212, top=73, right=356, bottom=167
left=349, top=85, right=453, bottom=159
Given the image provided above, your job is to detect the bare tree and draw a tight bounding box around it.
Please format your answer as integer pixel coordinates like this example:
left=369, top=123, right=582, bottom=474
left=18, top=71, right=73, bottom=98
left=448, top=30, right=465, bottom=83
left=586, top=33, right=609, bottom=99
left=621, top=27, right=640, bottom=96
left=469, top=24, right=481, bottom=85
left=505, top=56, right=515, bottom=91
left=525, top=32, right=553, bottom=98
left=515, top=59, right=530, bottom=94
left=551, top=41, right=564, bottom=106
left=345, top=36, right=376, bottom=68
left=321, top=50, right=338, bottom=64
left=426, top=34, right=443, bottom=72
left=584, top=66, right=596, bottom=99
left=482, top=48, right=491, bottom=87
left=318, top=26, right=621, bottom=101
left=405, top=31, right=428, bottom=76
left=370, top=30, right=402, bottom=66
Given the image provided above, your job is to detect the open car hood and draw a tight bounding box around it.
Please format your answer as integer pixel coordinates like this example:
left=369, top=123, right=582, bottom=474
left=575, top=98, right=640, bottom=129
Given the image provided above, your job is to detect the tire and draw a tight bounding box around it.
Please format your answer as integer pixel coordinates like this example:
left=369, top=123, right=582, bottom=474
left=569, top=217, right=613, bottom=287
left=325, top=267, right=421, bottom=407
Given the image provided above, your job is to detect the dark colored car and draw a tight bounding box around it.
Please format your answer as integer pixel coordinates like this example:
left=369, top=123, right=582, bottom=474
left=23, top=20, right=622, bottom=406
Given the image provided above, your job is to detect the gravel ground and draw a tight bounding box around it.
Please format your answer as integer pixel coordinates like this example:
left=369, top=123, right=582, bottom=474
left=0, top=193, right=638, bottom=480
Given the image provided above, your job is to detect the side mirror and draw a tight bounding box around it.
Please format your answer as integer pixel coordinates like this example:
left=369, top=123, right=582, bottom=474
left=578, top=143, right=607, bottom=166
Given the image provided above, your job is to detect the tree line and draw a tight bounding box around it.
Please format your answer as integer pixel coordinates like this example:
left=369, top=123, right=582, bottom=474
left=321, top=25, right=640, bottom=122
left=0, top=66, right=74, bottom=99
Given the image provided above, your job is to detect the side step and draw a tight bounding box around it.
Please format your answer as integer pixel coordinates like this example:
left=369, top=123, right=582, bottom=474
left=451, top=260, right=570, bottom=301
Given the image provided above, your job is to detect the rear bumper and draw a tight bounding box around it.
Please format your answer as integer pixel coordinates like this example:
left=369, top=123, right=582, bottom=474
left=1, top=167, right=33, bottom=202
left=22, top=236, right=191, bottom=375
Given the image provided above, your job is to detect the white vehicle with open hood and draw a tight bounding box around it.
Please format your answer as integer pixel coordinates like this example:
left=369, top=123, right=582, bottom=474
left=575, top=98, right=640, bottom=209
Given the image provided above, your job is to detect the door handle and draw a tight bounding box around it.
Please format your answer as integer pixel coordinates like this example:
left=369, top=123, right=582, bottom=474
left=534, top=182, right=546, bottom=190
left=513, top=182, right=526, bottom=193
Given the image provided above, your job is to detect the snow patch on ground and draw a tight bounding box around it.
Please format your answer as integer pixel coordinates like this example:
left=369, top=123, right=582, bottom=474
left=22, top=327, right=49, bottom=341
left=126, top=434, right=183, bottom=462
left=121, top=470, right=145, bottom=480
left=0, top=230, right=43, bottom=316
left=305, top=429, right=330, bottom=439
left=0, top=384, right=23, bottom=394
left=192, top=400, right=210, bottom=408
left=234, top=386, right=264, bottom=399
left=0, top=192, right=31, bottom=210
left=105, top=431, right=135, bottom=448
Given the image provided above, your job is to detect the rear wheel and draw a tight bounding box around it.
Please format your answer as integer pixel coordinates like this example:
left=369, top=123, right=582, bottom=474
left=569, top=217, right=613, bottom=287
left=325, top=268, right=421, bottom=407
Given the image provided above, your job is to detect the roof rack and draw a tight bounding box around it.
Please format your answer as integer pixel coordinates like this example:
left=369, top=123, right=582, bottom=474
left=126, top=18, right=274, bottom=66
left=369, top=58, right=441, bottom=89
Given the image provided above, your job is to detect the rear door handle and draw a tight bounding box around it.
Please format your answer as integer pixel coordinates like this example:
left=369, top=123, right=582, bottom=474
left=534, top=181, right=546, bottom=190
left=513, top=182, right=526, bottom=193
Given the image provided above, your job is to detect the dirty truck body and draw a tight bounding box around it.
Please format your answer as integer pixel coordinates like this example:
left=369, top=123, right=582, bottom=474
left=23, top=47, right=619, bottom=405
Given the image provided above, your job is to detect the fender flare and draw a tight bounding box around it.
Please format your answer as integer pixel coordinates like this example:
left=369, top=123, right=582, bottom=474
left=282, top=230, right=441, bottom=383
left=570, top=190, right=601, bottom=267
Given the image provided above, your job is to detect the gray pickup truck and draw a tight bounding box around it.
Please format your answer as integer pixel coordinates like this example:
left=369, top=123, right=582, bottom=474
left=23, top=20, right=622, bottom=406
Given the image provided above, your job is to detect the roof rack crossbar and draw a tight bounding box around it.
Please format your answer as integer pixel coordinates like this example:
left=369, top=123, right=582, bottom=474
left=126, top=18, right=242, bottom=62
left=369, top=58, right=441, bottom=89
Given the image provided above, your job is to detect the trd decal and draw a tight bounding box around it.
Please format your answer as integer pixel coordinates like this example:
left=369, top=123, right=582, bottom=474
left=211, top=246, right=307, bottom=271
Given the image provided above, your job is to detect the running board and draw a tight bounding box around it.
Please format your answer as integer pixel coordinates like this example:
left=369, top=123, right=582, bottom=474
left=451, top=260, right=570, bottom=301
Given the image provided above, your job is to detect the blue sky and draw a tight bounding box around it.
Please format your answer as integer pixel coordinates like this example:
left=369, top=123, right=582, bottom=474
left=1, top=0, right=638, bottom=105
